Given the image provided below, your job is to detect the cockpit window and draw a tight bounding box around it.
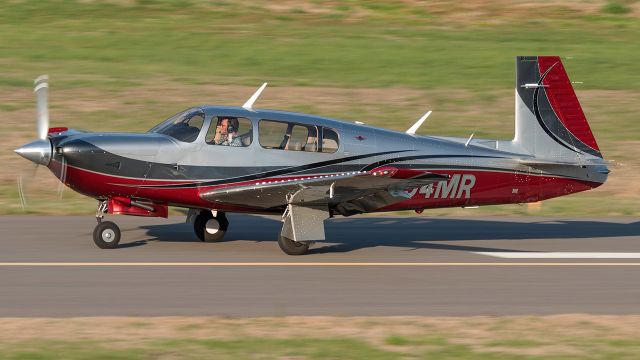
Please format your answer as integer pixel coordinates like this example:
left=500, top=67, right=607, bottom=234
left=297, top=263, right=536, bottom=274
left=206, top=116, right=253, bottom=147
left=148, top=108, right=205, bottom=143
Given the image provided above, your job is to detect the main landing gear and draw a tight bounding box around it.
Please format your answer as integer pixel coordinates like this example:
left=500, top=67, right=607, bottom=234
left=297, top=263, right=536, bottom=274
left=277, top=234, right=310, bottom=256
left=277, top=204, right=328, bottom=256
left=193, top=210, right=229, bottom=242
left=93, top=201, right=121, bottom=249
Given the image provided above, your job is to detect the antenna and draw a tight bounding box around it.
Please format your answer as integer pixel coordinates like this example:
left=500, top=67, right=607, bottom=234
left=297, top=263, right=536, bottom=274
left=464, top=132, right=475, bottom=147
left=521, top=83, right=548, bottom=89
left=406, top=110, right=432, bottom=135
left=242, top=82, right=268, bottom=112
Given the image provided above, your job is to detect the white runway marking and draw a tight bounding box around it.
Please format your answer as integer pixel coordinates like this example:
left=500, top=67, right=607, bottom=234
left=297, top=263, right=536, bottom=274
left=0, top=262, right=640, bottom=267
left=476, top=252, right=640, bottom=259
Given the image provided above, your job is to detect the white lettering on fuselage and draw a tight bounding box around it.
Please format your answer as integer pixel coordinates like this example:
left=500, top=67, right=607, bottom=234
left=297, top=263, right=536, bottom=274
left=408, top=174, right=476, bottom=199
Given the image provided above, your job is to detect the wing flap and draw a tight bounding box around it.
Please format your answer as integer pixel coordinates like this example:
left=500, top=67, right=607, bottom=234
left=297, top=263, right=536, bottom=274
left=200, top=167, right=447, bottom=210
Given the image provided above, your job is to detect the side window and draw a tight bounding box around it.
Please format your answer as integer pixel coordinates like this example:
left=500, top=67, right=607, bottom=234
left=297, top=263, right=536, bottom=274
left=288, top=125, right=309, bottom=151
left=304, top=126, right=318, bottom=152
left=258, top=120, right=289, bottom=149
left=259, top=120, right=318, bottom=152
left=321, top=128, right=339, bottom=153
left=206, top=117, right=252, bottom=147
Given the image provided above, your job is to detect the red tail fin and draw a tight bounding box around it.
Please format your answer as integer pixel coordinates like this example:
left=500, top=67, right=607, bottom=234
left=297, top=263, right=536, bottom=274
left=538, top=56, right=600, bottom=152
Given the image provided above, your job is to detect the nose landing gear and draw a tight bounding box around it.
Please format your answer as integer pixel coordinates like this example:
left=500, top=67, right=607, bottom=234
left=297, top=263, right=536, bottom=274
left=92, top=200, right=120, bottom=249
left=93, top=221, right=121, bottom=249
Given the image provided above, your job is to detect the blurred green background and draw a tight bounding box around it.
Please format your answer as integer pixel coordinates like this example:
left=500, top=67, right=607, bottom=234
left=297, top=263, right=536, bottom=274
left=1, top=0, right=638, bottom=215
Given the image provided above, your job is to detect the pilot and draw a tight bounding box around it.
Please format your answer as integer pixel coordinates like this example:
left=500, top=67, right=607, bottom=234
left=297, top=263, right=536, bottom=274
left=214, top=117, right=242, bottom=146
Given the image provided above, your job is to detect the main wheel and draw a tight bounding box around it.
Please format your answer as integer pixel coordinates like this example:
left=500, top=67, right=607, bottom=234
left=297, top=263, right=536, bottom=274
left=194, top=211, right=228, bottom=242
left=278, top=234, right=310, bottom=255
left=93, top=221, right=121, bottom=249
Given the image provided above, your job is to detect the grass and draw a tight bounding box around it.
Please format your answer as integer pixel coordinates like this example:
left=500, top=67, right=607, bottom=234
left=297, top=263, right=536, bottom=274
left=2, top=316, right=640, bottom=359
left=2, top=1, right=638, bottom=90
left=0, top=0, right=638, bottom=216
left=0, top=338, right=401, bottom=360
left=601, top=1, right=632, bottom=15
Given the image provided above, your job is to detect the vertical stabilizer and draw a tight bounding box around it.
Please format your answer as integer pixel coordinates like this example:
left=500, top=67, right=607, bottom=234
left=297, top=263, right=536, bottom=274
left=513, top=56, right=602, bottom=159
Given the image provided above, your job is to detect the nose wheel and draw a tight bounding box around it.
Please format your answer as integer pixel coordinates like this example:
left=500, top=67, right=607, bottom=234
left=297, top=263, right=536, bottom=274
left=93, top=221, right=121, bottom=249
left=194, top=210, right=228, bottom=242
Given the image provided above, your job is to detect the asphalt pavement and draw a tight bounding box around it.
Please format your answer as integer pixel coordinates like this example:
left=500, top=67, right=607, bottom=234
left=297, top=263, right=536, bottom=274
left=0, top=215, right=639, bottom=316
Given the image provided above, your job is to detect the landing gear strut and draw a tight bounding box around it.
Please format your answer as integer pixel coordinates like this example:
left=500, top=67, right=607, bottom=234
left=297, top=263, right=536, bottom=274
left=93, top=200, right=120, bottom=249
left=193, top=210, right=228, bottom=242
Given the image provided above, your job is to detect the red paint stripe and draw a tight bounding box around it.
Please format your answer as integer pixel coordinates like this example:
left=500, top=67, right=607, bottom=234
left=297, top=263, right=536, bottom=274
left=379, top=169, right=600, bottom=212
left=538, top=56, right=600, bottom=152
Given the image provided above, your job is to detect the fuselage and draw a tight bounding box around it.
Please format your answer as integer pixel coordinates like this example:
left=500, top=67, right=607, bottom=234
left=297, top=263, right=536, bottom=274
left=45, top=105, right=607, bottom=215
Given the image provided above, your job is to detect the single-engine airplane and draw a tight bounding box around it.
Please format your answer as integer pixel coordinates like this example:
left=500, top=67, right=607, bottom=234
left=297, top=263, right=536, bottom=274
left=15, top=56, right=609, bottom=255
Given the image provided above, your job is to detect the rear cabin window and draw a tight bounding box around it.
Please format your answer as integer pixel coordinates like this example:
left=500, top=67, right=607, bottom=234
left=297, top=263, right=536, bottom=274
left=258, top=119, right=338, bottom=153
left=259, top=120, right=318, bottom=152
left=321, top=128, right=339, bottom=153
left=206, top=116, right=252, bottom=147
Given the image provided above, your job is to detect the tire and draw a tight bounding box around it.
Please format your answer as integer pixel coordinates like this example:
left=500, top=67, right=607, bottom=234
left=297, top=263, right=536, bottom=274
left=93, top=221, right=121, bottom=249
left=194, top=211, right=228, bottom=243
left=278, top=234, right=310, bottom=255
left=193, top=212, right=211, bottom=241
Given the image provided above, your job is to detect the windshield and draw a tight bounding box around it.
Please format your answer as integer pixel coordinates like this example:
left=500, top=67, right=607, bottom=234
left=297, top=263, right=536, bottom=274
left=148, top=108, right=205, bottom=143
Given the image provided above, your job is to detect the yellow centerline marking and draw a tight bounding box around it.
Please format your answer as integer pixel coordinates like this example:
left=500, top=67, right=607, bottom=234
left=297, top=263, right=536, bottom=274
left=0, top=262, right=639, bottom=266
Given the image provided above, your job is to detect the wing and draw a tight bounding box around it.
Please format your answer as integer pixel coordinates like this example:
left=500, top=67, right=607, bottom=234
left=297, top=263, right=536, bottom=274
left=200, top=167, right=448, bottom=214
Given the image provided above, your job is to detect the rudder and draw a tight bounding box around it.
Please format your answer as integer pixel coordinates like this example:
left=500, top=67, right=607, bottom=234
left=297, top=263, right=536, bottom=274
left=514, top=56, right=602, bottom=159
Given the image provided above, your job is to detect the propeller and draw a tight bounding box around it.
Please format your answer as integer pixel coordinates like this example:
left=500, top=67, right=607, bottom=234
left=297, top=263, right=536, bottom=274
left=57, top=155, right=67, bottom=199
left=14, top=75, right=60, bottom=210
left=17, top=164, right=39, bottom=210
left=34, top=75, right=49, bottom=140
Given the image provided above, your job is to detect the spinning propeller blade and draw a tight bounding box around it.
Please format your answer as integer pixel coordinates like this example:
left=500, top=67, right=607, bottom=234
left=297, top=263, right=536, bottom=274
left=17, top=175, right=26, bottom=210
left=17, top=164, right=39, bottom=210
left=57, top=155, right=67, bottom=199
left=34, top=75, right=49, bottom=141
left=14, top=75, right=60, bottom=209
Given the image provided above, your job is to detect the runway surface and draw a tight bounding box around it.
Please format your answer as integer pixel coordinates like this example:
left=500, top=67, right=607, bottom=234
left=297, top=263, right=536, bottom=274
left=1, top=215, right=639, bottom=316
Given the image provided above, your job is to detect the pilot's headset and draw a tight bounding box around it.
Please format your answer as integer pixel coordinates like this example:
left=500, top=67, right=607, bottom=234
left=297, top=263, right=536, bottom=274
left=228, top=118, right=240, bottom=133
left=216, top=117, right=231, bottom=131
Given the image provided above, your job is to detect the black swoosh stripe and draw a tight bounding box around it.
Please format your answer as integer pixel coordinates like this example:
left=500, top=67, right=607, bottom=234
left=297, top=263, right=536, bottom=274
left=138, top=150, right=412, bottom=189
left=360, top=155, right=505, bottom=172
left=533, top=63, right=578, bottom=154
